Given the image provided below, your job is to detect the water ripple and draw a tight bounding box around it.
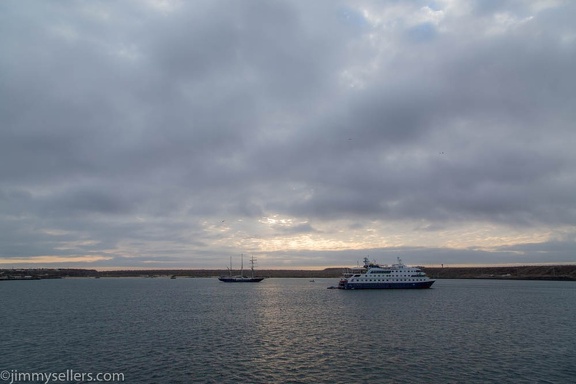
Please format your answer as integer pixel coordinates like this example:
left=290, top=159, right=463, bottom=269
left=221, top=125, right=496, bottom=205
left=1, top=278, right=575, bottom=383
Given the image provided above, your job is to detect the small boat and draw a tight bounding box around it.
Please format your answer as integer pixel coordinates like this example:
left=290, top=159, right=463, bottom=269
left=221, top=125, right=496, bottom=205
left=335, top=257, right=435, bottom=289
left=218, top=254, right=265, bottom=283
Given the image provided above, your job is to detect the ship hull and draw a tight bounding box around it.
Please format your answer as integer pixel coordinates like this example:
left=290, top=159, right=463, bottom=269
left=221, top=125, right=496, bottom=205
left=340, top=280, right=434, bottom=289
left=218, top=277, right=264, bottom=283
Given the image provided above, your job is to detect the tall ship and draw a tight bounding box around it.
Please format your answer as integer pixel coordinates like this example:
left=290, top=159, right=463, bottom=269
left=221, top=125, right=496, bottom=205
left=218, top=254, right=265, bottom=283
left=336, top=257, right=434, bottom=289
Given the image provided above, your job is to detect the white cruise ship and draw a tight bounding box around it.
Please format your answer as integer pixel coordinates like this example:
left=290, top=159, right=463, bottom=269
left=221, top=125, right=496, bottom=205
left=337, top=257, right=435, bottom=289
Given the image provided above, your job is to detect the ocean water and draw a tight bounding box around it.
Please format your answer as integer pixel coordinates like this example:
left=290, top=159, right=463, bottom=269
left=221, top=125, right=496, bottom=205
left=1, top=278, right=575, bottom=383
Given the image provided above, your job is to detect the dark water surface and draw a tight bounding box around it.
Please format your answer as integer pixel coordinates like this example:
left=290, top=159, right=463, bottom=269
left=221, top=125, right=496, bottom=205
left=1, top=278, right=575, bottom=383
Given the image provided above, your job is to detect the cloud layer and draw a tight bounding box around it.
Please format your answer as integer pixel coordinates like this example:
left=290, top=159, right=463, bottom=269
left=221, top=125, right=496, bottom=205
left=1, top=0, right=575, bottom=268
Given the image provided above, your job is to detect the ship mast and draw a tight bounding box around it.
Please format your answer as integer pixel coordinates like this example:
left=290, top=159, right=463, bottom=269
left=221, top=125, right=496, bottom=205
left=250, top=255, right=256, bottom=278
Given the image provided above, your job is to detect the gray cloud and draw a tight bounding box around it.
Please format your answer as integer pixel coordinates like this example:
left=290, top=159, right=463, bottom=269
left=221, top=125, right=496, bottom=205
left=1, top=0, right=575, bottom=268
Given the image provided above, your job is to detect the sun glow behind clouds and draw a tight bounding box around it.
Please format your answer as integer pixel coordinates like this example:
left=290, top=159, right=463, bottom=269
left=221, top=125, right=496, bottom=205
left=207, top=215, right=559, bottom=255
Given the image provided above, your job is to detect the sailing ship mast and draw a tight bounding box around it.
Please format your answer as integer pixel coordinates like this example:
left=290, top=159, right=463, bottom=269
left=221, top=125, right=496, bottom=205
left=250, top=255, right=257, bottom=278
left=218, top=253, right=265, bottom=283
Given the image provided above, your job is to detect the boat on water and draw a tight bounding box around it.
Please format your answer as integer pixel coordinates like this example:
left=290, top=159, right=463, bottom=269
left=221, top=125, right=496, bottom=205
left=218, top=254, right=265, bottom=283
left=335, top=257, right=435, bottom=289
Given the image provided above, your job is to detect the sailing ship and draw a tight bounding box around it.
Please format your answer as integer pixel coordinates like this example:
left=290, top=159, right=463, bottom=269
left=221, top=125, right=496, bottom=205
left=218, top=254, right=265, bottom=283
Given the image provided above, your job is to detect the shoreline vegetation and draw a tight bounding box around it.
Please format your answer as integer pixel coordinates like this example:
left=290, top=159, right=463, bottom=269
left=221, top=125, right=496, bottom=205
left=1, top=265, right=576, bottom=281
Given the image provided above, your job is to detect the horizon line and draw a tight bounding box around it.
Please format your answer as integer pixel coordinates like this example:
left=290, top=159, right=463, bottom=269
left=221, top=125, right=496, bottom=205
left=2, top=261, right=576, bottom=272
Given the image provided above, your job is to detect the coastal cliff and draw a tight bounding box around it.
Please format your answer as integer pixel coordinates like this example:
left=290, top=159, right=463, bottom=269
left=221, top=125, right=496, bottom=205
left=423, top=265, right=576, bottom=281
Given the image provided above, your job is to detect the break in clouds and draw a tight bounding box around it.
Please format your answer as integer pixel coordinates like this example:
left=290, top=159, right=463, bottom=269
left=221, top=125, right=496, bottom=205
left=1, top=0, right=575, bottom=268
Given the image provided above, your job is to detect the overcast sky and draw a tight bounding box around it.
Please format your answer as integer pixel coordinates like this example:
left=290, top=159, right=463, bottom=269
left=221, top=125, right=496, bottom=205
left=1, top=0, right=575, bottom=270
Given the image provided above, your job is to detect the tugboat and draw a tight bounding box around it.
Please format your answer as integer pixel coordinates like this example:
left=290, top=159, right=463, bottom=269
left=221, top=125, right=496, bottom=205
left=336, top=257, right=434, bottom=289
left=218, top=254, right=265, bottom=283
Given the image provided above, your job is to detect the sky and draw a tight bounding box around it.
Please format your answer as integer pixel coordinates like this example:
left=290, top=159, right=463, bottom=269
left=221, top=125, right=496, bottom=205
left=1, top=0, right=575, bottom=270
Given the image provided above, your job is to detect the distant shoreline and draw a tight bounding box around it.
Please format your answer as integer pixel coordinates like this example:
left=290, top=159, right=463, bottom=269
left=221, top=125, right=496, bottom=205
left=2, top=265, right=576, bottom=281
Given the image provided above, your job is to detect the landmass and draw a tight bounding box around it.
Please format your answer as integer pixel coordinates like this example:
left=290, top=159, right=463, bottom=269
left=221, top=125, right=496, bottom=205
left=1, top=265, right=576, bottom=281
